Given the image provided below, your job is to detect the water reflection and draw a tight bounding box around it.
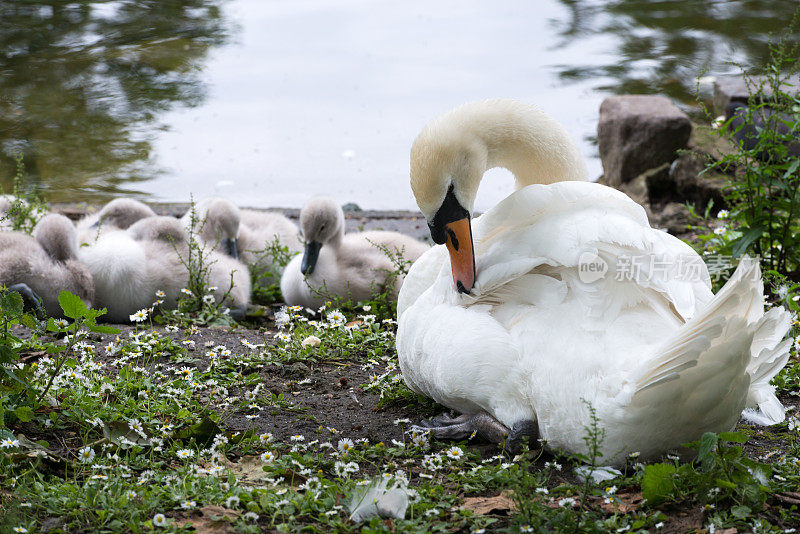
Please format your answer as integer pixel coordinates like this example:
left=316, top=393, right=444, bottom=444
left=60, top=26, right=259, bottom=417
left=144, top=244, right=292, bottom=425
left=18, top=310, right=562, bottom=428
left=554, top=0, right=800, bottom=104
left=0, top=0, right=228, bottom=201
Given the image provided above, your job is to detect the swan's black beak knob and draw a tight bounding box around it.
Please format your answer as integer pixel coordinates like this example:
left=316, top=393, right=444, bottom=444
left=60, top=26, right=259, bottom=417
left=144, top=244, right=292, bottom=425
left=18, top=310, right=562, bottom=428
left=428, top=185, right=475, bottom=293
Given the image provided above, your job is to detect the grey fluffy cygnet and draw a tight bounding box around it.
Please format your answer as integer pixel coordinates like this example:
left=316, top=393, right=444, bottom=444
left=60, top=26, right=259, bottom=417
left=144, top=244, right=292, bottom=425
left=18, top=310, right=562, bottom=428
left=280, top=196, right=429, bottom=308
left=77, top=198, right=156, bottom=246
left=0, top=213, right=94, bottom=317
left=79, top=215, right=251, bottom=323
left=183, top=197, right=301, bottom=276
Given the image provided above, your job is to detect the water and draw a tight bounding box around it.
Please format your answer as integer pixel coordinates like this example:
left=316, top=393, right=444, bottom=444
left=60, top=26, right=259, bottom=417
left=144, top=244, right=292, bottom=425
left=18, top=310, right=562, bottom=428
left=1, top=0, right=797, bottom=212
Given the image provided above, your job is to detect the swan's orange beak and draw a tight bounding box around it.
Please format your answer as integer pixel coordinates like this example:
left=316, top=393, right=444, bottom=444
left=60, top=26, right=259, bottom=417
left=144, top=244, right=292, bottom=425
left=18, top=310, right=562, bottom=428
left=444, top=217, right=475, bottom=294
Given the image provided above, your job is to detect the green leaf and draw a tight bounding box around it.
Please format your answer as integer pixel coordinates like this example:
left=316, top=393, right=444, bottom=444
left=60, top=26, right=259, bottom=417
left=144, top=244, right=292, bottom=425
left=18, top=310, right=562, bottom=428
left=783, top=158, right=799, bottom=179
left=88, top=324, right=119, bottom=334
left=20, top=314, right=39, bottom=330
left=697, top=432, right=718, bottom=467
left=1, top=291, right=24, bottom=316
left=641, top=463, right=676, bottom=504
left=58, top=290, right=88, bottom=319
left=731, top=505, right=751, bottom=519
left=731, top=227, right=764, bottom=258
left=176, top=415, right=220, bottom=446
left=14, top=405, right=34, bottom=422
left=718, top=431, right=748, bottom=443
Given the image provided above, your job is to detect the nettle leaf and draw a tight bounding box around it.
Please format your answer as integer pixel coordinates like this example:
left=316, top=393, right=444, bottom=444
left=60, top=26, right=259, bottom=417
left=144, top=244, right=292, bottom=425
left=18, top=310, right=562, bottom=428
left=14, top=405, right=34, bottom=422
left=731, top=227, right=764, bottom=258
left=697, top=432, right=718, bottom=469
left=58, top=290, right=88, bottom=320
left=20, top=314, right=38, bottom=330
left=88, top=323, right=119, bottom=335
left=731, top=504, right=751, bottom=519
left=1, top=291, right=24, bottom=316
left=641, top=463, right=676, bottom=504
left=718, top=431, right=748, bottom=443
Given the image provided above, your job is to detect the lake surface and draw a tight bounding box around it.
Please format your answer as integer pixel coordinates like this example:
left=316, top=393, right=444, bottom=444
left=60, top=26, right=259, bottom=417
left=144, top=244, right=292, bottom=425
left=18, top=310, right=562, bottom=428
left=1, top=0, right=797, bottom=211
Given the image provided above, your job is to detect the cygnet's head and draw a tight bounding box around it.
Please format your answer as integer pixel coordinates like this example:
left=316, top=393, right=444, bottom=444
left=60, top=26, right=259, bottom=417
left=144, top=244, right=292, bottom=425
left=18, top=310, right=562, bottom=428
left=34, top=213, right=79, bottom=262
left=128, top=216, right=188, bottom=245
left=190, top=197, right=240, bottom=259
left=298, top=196, right=345, bottom=275
left=94, top=198, right=156, bottom=230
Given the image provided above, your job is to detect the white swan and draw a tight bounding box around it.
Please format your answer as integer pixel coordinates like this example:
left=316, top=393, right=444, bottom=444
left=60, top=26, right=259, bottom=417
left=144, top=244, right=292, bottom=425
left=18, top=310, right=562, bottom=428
left=0, top=214, right=94, bottom=317
left=80, top=216, right=250, bottom=323
left=281, top=196, right=430, bottom=309
left=397, top=99, right=792, bottom=464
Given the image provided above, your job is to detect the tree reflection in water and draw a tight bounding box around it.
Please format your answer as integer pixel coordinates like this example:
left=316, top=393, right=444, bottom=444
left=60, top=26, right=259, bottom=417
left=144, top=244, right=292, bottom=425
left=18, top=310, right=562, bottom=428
left=0, top=1, right=228, bottom=201
left=554, top=0, right=800, bottom=103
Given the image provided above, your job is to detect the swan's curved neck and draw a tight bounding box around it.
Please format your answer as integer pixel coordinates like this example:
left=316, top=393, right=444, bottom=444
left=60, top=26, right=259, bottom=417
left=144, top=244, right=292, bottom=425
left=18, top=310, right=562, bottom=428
left=410, top=100, right=588, bottom=218
left=478, top=115, right=587, bottom=189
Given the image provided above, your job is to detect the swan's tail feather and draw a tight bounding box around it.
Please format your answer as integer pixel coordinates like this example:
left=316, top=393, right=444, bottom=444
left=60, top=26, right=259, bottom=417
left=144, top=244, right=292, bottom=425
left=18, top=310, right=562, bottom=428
left=618, top=257, right=791, bottom=460
left=744, top=307, right=793, bottom=424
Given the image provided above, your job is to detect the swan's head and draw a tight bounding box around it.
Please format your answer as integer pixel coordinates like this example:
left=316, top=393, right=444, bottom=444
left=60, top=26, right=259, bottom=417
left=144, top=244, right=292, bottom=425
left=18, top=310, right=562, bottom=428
left=298, top=196, right=344, bottom=275
left=129, top=216, right=188, bottom=244
left=94, top=198, right=156, bottom=230
left=409, top=105, right=493, bottom=294
left=410, top=100, right=587, bottom=294
left=191, top=197, right=240, bottom=259
left=34, top=213, right=79, bottom=262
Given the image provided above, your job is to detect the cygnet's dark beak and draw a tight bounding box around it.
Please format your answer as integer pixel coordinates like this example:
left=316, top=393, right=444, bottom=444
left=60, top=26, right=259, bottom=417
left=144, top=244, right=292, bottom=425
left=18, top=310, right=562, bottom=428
left=301, top=241, right=322, bottom=275
left=223, top=237, right=239, bottom=259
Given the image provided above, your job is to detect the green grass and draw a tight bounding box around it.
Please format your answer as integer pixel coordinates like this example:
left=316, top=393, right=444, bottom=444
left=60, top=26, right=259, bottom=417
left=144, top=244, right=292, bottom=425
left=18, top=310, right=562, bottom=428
left=2, top=287, right=800, bottom=533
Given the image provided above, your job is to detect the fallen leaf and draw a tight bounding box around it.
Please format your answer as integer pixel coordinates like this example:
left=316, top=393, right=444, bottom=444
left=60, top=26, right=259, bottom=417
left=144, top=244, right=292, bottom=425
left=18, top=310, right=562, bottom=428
left=175, top=505, right=240, bottom=533
left=461, top=491, right=516, bottom=515
left=102, top=421, right=151, bottom=448
left=217, top=455, right=269, bottom=486
left=596, top=491, right=643, bottom=514
left=199, top=505, right=240, bottom=521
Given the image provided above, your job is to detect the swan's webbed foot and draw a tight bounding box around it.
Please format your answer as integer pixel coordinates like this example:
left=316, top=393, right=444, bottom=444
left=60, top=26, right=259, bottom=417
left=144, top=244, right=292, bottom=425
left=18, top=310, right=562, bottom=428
left=229, top=305, right=247, bottom=322
left=506, top=419, right=540, bottom=456
left=412, top=411, right=510, bottom=444
left=3, top=283, right=44, bottom=317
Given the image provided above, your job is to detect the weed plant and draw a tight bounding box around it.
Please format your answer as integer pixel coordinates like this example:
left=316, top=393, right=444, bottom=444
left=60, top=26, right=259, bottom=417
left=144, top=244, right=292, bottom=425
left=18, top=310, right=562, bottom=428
left=0, top=154, right=48, bottom=234
left=693, top=31, right=800, bottom=281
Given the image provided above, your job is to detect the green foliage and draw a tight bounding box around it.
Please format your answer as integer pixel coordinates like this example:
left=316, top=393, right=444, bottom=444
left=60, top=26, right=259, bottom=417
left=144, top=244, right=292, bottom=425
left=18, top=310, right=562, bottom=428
left=0, top=153, right=48, bottom=234
left=157, top=200, right=241, bottom=327
left=640, top=431, right=771, bottom=515
left=695, top=31, right=800, bottom=279
left=249, top=236, right=298, bottom=306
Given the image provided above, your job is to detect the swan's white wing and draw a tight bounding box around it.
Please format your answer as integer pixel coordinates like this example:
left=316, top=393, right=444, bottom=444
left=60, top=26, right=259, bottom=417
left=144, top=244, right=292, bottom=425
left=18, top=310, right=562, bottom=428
left=604, top=257, right=792, bottom=461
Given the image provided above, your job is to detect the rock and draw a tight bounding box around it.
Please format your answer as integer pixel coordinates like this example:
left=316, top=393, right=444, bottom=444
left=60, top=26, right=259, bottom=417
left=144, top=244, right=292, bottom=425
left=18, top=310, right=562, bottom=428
left=341, top=202, right=362, bottom=212
left=713, top=74, right=800, bottom=115
left=725, top=102, right=800, bottom=160
left=598, top=95, right=692, bottom=187
left=648, top=202, right=693, bottom=236
left=668, top=152, right=727, bottom=210
left=617, top=163, right=670, bottom=207
left=688, top=123, right=738, bottom=162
